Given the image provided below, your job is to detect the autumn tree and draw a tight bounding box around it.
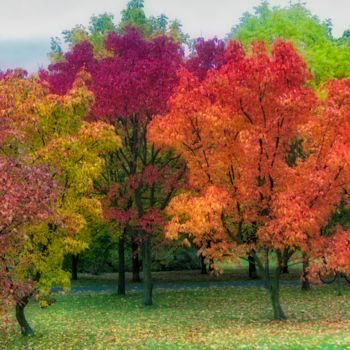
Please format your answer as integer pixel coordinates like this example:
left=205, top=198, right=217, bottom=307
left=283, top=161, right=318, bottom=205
left=186, top=37, right=227, bottom=81
left=230, top=1, right=350, bottom=278
left=0, top=160, right=57, bottom=336
left=0, top=70, right=58, bottom=335
left=41, top=27, right=184, bottom=305
left=149, top=39, right=350, bottom=319
left=46, top=0, right=189, bottom=288
left=0, top=70, right=120, bottom=334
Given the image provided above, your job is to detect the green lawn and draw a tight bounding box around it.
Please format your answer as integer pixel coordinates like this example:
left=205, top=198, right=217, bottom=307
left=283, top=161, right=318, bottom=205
left=2, top=279, right=350, bottom=349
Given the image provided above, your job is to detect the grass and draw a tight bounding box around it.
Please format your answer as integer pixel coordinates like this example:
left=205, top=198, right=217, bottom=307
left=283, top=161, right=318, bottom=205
left=2, top=272, right=350, bottom=349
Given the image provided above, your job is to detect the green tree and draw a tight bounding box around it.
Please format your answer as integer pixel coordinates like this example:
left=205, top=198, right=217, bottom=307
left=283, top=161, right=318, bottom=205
left=229, top=1, right=350, bottom=84
left=60, top=14, right=116, bottom=59
left=50, top=0, right=189, bottom=61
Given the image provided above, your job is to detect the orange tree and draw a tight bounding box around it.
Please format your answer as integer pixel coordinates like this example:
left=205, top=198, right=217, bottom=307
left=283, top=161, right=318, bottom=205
left=149, top=40, right=350, bottom=320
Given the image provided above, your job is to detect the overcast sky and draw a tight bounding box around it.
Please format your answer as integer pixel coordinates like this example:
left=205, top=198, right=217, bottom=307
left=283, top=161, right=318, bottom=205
left=1, top=0, right=350, bottom=72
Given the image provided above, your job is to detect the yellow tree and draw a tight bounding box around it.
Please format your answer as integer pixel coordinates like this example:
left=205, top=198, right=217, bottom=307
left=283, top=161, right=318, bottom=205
left=0, top=69, right=120, bottom=335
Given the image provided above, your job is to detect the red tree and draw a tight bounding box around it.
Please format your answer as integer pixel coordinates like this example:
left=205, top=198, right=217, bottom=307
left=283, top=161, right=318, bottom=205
left=41, top=27, right=185, bottom=304
left=0, top=157, right=58, bottom=335
left=186, top=37, right=227, bottom=81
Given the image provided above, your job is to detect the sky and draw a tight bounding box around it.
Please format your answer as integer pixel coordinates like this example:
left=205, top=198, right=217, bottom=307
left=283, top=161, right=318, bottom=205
left=1, top=0, right=350, bottom=72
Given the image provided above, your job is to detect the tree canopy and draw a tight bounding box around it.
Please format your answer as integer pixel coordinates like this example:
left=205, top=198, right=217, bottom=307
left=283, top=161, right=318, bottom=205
left=230, top=2, right=350, bottom=83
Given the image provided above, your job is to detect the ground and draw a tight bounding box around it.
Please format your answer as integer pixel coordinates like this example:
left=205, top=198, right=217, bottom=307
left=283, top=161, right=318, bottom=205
left=2, top=267, right=350, bottom=349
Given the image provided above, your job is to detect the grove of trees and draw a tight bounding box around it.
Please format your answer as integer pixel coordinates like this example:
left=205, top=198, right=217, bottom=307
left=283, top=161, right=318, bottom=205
left=3, top=0, right=350, bottom=336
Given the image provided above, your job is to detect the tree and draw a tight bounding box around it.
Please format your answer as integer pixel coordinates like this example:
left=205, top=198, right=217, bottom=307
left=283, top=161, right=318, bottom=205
left=0, top=70, right=120, bottom=334
left=50, top=0, right=188, bottom=64
left=119, top=0, right=188, bottom=43
left=0, top=159, right=58, bottom=336
left=119, top=0, right=151, bottom=35
left=0, top=70, right=58, bottom=335
left=149, top=39, right=350, bottom=320
left=60, top=13, right=116, bottom=60
left=229, top=2, right=350, bottom=84
left=45, top=1, right=188, bottom=287
left=41, top=27, right=185, bottom=305
left=166, top=19, right=189, bottom=45
left=186, top=38, right=227, bottom=81
left=229, top=1, right=350, bottom=281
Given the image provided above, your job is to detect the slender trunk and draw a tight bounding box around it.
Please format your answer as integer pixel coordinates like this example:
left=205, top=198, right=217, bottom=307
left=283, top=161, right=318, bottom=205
left=205, top=241, right=214, bottom=272
left=282, top=249, right=293, bottom=274
left=132, top=240, right=141, bottom=282
left=282, top=266, right=289, bottom=273
left=268, top=278, right=286, bottom=320
left=254, top=250, right=287, bottom=320
left=71, top=254, right=78, bottom=281
left=301, top=253, right=310, bottom=291
left=248, top=254, right=258, bottom=279
left=200, top=255, right=207, bottom=274
left=282, top=263, right=289, bottom=274
left=336, top=273, right=343, bottom=296
left=16, top=297, right=34, bottom=336
left=118, top=236, right=126, bottom=295
left=208, top=259, right=214, bottom=272
left=142, top=236, right=153, bottom=306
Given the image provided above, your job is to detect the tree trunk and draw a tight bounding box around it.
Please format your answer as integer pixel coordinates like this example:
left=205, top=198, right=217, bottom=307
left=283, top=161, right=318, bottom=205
left=142, top=237, right=153, bottom=306
left=336, top=273, right=343, bottom=296
left=301, top=253, right=311, bottom=291
left=268, top=278, right=286, bottom=320
left=16, top=297, right=34, bottom=336
left=282, top=249, right=292, bottom=274
left=248, top=254, right=258, bottom=279
left=255, top=250, right=287, bottom=320
left=132, top=240, right=141, bottom=282
left=282, top=260, right=289, bottom=274
left=71, top=254, right=79, bottom=280
left=200, top=255, right=207, bottom=274
left=282, top=264, right=289, bottom=274
left=208, top=258, right=214, bottom=272
left=118, top=236, right=126, bottom=295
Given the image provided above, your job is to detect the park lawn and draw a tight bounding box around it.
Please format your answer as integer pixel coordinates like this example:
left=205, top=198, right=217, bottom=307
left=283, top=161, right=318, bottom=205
left=2, top=283, right=350, bottom=349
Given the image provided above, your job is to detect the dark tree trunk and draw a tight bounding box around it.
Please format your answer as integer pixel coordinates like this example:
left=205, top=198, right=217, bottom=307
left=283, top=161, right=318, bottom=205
left=282, top=264, right=289, bottom=274
left=268, top=278, right=286, bottom=320
left=71, top=254, right=79, bottom=280
left=336, top=273, right=343, bottom=296
left=200, top=255, right=207, bottom=274
left=118, top=236, right=126, bottom=295
left=248, top=254, right=258, bottom=279
left=268, top=253, right=287, bottom=320
left=301, top=252, right=311, bottom=291
left=142, top=237, right=153, bottom=306
left=256, top=250, right=287, bottom=320
left=282, top=252, right=290, bottom=274
left=208, top=258, right=214, bottom=272
left=16, top=297, right=34, bottom=336
left=132, top=239, right=141, bottom=282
